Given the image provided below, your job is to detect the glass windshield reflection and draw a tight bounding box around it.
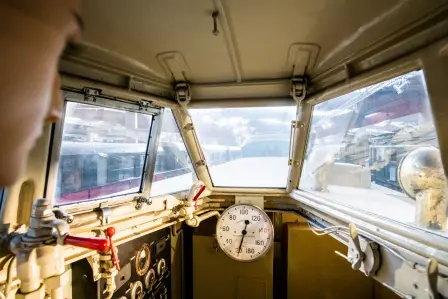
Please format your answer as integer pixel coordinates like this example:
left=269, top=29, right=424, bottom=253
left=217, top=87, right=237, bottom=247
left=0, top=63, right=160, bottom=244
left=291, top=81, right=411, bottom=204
left=190, top=106, right=296, bottom=188
left=55, top=102, right=152, bottom=205
left=300, top=70, right=448, bottom=235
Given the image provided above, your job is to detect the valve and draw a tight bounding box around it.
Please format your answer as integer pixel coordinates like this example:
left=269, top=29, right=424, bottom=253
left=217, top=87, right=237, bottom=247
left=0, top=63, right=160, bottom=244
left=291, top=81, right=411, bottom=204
left=7, top=199, right=114, bottom=298
left=186, top=181, right=206, bottom=211
left=105, top=227, right=120, bottom=271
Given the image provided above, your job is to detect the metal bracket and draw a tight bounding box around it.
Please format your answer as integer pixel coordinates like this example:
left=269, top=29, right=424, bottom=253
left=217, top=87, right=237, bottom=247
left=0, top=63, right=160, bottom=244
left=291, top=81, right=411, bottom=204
left=195, top=159, right=206, bottom=167
left=83, top=87, right=100, bottom=103
left=98, top=205, right=112, bottom=225
left=290, top=76, right=308, bottom=104
left=175, top=82, right=192, bottom=109
left=138, top=100, right=154, bottom=113
left=183, top=123, right=194, bottom=132
left=292, top=120, right=305, bottom=129
left=135, top=196, right=152, bottom=210
left=288, top=120, right=305, bottom=166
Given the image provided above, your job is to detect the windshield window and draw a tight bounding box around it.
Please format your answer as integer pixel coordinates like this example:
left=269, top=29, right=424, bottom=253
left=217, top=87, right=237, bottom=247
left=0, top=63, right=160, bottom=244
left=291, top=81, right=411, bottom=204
left=55, top=102, right=153, bottom=205
left=150, top=109, right=197, bottom=196
left=190, top=106, right=296, bottom=188
left=300, top=70, right=448, bottom=235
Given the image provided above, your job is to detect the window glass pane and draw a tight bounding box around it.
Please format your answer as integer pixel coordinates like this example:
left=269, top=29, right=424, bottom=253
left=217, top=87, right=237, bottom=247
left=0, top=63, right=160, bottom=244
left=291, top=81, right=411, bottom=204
left=55, top=102, right=153, bottom=205
left=190, top=107, right=296, bottom=187
left=300, top=70, right=448, bottom=235
left=150, top=109, right=197, bottom=196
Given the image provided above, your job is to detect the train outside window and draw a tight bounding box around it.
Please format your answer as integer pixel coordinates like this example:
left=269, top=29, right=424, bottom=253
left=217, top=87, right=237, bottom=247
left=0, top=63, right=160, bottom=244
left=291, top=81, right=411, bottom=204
left=300, top=70, right=447, bottom=235
left=150, top=109, right=197, bottom=196
left=54, top=102, right=153, bottom=205
left=189, top=106, right=296, bottom=188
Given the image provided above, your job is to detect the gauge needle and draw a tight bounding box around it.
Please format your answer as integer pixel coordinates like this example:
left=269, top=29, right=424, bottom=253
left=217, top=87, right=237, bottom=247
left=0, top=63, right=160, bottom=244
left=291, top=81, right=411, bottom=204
left=237, top=220, right=250, bottom=256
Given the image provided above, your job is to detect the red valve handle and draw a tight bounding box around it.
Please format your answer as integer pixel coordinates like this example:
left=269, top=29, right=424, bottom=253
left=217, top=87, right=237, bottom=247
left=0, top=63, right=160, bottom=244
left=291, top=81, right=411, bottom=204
left=63, top=235, right=110, bottom=252
left=193, top=185, right=206, bottom=210
left=105, top=227, right=120, bottom=271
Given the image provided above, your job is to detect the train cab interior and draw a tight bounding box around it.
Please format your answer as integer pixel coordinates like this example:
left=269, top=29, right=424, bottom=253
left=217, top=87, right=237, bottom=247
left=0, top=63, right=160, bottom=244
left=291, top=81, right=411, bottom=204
left=1, top=1, right=448, bottom=298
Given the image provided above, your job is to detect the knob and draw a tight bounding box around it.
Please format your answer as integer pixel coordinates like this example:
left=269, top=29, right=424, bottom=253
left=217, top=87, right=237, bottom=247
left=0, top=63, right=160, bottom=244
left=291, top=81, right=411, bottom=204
left=145, top=269, right=156, bottom=290
left=131, top=281, right=144, bottom=299
left=157, top=258, right=166, bottom=276
left=105, top=227, right=120, bottom=271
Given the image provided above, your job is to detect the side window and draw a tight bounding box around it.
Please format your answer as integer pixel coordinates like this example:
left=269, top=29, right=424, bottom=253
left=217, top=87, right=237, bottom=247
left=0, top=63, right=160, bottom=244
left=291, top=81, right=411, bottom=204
left=300, top=70, right=447, bottom=235
left=54, top=101, right=153, bottom=205
left=150, top=109, right=197, bottom=196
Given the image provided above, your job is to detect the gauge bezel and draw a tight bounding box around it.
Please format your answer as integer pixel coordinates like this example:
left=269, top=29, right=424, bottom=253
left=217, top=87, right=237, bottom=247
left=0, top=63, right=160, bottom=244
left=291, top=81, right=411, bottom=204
left=215, top=203, right=274, bottom=263
left=131, top=281, right=144, bottom=299
left=135, top=243, right=151, bottom=276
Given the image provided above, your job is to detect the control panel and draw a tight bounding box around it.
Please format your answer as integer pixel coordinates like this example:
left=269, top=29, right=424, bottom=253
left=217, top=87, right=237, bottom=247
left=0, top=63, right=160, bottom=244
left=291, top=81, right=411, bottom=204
left=71, top=227, right=171, bottom=299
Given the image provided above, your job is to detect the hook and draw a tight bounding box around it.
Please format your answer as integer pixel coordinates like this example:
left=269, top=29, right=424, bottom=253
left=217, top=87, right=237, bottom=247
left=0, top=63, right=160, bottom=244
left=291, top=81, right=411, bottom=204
left=212, top=11, right=220, bottom=36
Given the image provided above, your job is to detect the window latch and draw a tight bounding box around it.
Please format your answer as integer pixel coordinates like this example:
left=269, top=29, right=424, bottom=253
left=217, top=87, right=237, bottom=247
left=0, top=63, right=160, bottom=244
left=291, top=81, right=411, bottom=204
left=290, top=76, right=307, bottom=104
left=175, top=82, right=191, bottom=109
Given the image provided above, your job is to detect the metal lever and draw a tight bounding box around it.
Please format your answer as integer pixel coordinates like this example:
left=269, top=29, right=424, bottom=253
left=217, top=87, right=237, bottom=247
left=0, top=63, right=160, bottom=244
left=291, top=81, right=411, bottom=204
left=427, top=258, right=440, bottom=299
left=53, top=208, right=74, bottom=224
left=335, top=223, right=380, bottom=277
left=105, top=227, right=120, bottom=271
left=63, top=235, right=110, bottom=252
left=349, top=223, right=364, bottom=270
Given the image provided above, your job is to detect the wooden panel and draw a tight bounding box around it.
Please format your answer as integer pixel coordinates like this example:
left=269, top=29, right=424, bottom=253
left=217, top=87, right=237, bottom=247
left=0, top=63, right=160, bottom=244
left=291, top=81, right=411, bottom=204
left=285, top=222, right=374, bottom=299
left=193, top=235, right=273, bottom=299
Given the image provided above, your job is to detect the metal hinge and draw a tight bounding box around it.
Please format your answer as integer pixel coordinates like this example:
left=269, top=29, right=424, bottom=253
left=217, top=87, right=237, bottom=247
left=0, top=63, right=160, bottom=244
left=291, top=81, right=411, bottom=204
left=138, top=100, right=154, bottom=113
left=183, top=123, right=194, bottom=132
left=135, top=196, right=152, bottom=210
left=288, top=120, right=304, bottom=166
left=175, top=82, right=191, bottom=108
left=83, top=87, right=101, bottom=103
left=290, top=76, right=307, bottom=104
left=195, top=160, right=206, bottom=167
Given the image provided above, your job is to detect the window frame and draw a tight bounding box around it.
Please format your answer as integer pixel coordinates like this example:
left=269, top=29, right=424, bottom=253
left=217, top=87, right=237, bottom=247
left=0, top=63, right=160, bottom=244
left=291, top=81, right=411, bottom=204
left=149, top=108, right=199, bottom=197
left=296, top=61, right=423, bottom=188
left=188, top=106, right=298, bottom=190
left=293, top=44, right=448, bottom=244
left=46, top=89, right=160, bottom=211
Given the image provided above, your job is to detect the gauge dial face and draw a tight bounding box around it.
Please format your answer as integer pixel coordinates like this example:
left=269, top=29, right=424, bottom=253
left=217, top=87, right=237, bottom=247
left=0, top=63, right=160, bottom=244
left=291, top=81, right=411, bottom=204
left=216, top=204, right=274, bottom=262
left=135, top=243, right=151, bottom=276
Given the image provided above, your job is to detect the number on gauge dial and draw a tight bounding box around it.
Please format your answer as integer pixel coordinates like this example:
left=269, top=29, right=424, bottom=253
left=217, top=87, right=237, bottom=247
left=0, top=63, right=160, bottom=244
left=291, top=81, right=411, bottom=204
left=216, top=204, right=273, bottom=262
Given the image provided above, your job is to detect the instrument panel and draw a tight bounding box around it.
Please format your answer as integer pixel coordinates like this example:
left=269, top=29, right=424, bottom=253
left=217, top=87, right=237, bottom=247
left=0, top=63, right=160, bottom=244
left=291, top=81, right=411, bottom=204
left=71, top=227, right=171, bottom=299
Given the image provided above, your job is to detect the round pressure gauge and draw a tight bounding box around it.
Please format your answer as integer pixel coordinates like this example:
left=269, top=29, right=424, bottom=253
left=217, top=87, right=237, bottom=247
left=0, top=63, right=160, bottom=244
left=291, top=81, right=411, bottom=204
left=135, top=243, right=151, bottom=276
left=216, top=204, right=274, bottom=262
